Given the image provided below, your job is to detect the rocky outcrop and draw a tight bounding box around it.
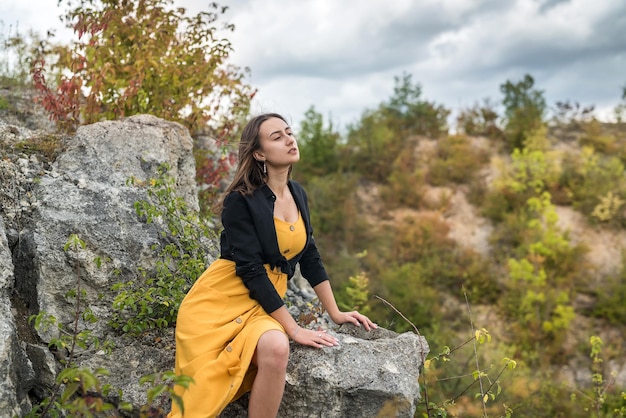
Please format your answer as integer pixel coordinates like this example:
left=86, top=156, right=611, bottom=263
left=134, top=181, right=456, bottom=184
left=0, top=216, right=35, bottom=417
left=0, top=115, right=428, bottom=417
left=284, top=325, right=426, bottom=418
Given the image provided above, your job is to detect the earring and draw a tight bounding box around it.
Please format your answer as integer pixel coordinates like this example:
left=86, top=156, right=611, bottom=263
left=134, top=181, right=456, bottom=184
left=263, top=161, right=267, bottom=174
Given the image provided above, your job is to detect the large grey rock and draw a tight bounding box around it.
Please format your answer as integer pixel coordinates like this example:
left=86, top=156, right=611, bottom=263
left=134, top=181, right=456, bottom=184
left=7, top=115, right=206, bottom=409
left=282, top=325, right=427, bottom=418
left=14, top=114, right=200, bottom=339
left=222, top=325, right=428, bottom=418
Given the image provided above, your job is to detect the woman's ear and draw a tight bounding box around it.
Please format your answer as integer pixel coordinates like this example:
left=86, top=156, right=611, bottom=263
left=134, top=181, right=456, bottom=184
left=253, top=151, right=265, bottom=162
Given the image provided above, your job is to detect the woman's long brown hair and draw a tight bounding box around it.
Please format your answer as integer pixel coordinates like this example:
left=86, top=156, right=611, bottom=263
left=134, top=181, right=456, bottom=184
left=213, top=113, right=290, bottom=214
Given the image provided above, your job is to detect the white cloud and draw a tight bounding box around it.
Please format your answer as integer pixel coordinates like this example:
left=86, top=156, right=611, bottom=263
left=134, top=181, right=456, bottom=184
left=2, top=0, right=625, bottom=129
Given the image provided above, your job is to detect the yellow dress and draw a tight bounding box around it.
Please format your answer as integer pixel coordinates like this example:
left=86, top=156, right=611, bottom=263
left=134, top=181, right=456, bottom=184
left=169, top=213, right=306, bottom=418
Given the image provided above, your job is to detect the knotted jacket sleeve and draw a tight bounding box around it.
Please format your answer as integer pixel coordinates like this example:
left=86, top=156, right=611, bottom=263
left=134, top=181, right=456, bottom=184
left=221, top=192, right=285, bottom=313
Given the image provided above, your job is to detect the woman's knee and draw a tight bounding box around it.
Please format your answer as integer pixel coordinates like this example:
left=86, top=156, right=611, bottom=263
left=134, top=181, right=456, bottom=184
left=256, top=330, right=289, bottom=370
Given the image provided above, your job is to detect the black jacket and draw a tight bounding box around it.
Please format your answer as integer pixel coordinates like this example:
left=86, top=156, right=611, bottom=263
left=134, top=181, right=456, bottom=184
left=220, top=180, right=329, bottom=313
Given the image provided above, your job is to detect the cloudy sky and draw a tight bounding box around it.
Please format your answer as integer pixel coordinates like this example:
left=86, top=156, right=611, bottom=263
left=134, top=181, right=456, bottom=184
left=2, top=0, right=625, bottom=131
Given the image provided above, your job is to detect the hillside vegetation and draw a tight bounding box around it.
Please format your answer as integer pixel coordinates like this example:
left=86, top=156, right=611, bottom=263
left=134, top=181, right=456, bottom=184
left=293, top=74, right=626, bottom=417
left=2, top=1, right=626, bottom=416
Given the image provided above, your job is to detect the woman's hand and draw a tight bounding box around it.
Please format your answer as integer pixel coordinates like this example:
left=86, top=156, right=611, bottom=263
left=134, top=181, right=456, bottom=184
left=330, top=311, right=377, bottom=331
left=290, top=326, right=339, bottom=348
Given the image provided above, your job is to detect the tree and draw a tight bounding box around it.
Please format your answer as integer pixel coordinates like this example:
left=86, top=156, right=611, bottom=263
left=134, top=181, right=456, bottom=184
left=33, top=0, right=254, bottom=136
left=500, top=74, right=546, bottom=150
left=294, top=106, right=341, bottom=179
left=345, top=73, right=450, bottom=181
left=383, top=72, right=450, bottom=138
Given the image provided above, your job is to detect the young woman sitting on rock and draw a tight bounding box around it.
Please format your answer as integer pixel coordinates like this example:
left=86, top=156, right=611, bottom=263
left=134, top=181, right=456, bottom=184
left=168, top=113, right=376, bottom=418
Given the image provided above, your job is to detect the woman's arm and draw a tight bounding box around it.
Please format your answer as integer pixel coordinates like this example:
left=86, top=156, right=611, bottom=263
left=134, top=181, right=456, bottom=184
left=270, top=305, right=339, bottom=347
left=313, top=281, right=377, bottom=331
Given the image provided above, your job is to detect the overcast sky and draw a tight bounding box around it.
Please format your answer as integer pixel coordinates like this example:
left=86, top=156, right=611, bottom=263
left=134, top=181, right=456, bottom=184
left=2, top=0, right=625, bottom=131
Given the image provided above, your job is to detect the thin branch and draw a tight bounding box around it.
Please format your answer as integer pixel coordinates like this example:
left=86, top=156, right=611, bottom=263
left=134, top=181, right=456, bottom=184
left=373, top=295, right=421, bottom=336
left=373, top=295, right=430, bottom=415
left=464, top=289, right=488, bottom=417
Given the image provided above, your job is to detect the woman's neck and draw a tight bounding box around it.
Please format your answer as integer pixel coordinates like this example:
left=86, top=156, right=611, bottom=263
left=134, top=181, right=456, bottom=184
left=266, top=173, right=290, bottom=198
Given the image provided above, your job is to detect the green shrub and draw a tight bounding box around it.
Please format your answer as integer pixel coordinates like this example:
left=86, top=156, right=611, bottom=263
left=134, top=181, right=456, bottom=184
left=373, top=262, right=443, bottom=334
left=482, top=132, right=561, bottom=224
left=592, top=253, right=626, bottom=326
left=427, top=134, right=489, bottom=186
left=498, top=193, right=587, bottom=365
left=382, top=72, right=450, bottom=138
left=579, top=119, right=621, bottom=155
left=345, top=110, right=400, bottom=181
left=455, top=98, right=503, bottom=139
left=380, top=142, right=426, bottom=210
left=559, top=146, right=626, bottom=227
left=110, top=164, right=215, bottom=334
left=371, top=213, right=498, bottom=306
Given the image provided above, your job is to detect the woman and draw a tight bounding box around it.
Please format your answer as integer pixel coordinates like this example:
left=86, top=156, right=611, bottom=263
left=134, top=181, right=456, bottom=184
left=169, top=113, right=376, bottom=418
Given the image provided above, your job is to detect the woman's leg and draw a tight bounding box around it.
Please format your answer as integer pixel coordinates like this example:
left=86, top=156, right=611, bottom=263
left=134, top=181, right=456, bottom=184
left=248, top=330, right=290, bottom=418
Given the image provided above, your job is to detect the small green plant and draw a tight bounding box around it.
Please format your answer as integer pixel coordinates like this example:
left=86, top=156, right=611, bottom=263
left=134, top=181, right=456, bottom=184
left=420, top=294, right=516, bottom=418
left=570, top=336, right=626, bottom=417
left=482, top=130, right=561, bottom=225
left=591, top=191, right=625, bottom=223
left=26, top=234, right=123, bottom=417
left=24, top=367, right=127, bottom=418
left=26, top=233, right=195, bottom=416
left=375, top=293, right=516, bottom=418
left=139, top=371, right=193, bottom=416
left=341, top=271, right=371, bottom=315
left=110, top=163, right=215, bottom=334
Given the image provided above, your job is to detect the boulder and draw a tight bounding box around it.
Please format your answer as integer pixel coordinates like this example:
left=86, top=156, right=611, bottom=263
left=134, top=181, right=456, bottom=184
left=222, top=324, right=428, bottom=418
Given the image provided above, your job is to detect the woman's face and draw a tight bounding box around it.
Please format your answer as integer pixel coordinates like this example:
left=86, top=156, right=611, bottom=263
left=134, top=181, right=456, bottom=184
left=256, top=117, right=300, bottom=169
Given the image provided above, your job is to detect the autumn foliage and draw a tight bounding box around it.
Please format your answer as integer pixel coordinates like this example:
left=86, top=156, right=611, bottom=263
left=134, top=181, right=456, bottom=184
left=33, top=0, right=254, bottom=137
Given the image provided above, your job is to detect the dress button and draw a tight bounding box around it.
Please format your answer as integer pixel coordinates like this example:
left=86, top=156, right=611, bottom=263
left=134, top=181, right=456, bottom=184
left=226, top=345, right=232, bottom=352
left=235, top=317, right=242, bottom=324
